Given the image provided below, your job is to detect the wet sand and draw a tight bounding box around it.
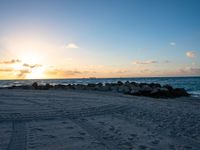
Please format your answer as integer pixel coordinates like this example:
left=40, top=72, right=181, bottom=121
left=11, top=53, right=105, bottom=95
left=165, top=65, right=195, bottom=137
left=0, top=89, right=200, bottom=150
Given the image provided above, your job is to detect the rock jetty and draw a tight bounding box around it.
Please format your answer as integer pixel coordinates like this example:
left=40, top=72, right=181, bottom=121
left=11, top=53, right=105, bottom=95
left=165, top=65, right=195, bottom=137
left=7, top=81, right=189, bottom=98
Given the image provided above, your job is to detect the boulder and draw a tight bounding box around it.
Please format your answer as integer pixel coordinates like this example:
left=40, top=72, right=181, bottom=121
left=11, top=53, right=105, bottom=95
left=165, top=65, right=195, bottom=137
left=150, top=88, right=164, bottom=98
left=163, top=84, right=173, bottom=91
left=54, top=84, right=67, bottom=89
left=32, top=82, right=38, bottom=89
left=141, top=85, right=152, bottom=92
left=129, top=89, right=141, bottom=95
left=21, top=85, right=33, bottom=89
left=172, top=88, right=189, bottom=97
left=110, top=85, right=119, bottom=92
left=66, top=84, right=75, bottom=89
left=37, top=85, right=49, bottom=90
left=124, top=81, right=130, bottom=85
left=104, top=83, right=112, bottom=91
left=87, top=83, right=96, bottom=87
left=149, top=83, right=161, bottom=88
left=99, top=85, right=110, bottom=91
left=86, top=83, right=96, bottom=90
left=96, top=83, right=103, bottom=87
left=117, top=81, right=123, bottom=86
left=45, top=83, right=53, bottom=89
left=74, top=84, right=86, bottom=90
left=129, top=82, right=138, bottom=86
left=150, top=87, right=174, bottom=98
left=118, top=85, right=130, bottom=93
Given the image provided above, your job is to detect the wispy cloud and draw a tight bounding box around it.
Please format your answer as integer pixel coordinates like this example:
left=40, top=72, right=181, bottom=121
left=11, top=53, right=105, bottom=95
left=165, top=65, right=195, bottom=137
left=164, top=60, right=170, bottom=63
left=23, top=63, right=42, bottom=69
left=132, top=60, right=158, bottom=65
left=0, top=59, right=21, bottom=64
left=0, top=68, right=13, bottom=72
left=170, top=42, right=176, bottom=46
left=0, top=67, right=31, bottom=78
left=186, top=51, right=197, bottom=58
left=179, top=67, right=200, bottom=75
left=65, top=43, right=79, bottom=49
left=17, top=69, right=31, bottom=78
left=46, top=69, right=82, bottom=76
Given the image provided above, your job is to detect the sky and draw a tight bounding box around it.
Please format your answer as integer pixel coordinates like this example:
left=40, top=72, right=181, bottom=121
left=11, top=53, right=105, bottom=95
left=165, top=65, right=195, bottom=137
left=0, top=0, right=199, bottom=79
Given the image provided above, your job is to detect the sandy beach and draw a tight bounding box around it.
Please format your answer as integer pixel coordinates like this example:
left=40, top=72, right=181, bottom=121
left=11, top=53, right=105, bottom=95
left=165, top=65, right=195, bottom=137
left=0, top=89, right=199, bottom=150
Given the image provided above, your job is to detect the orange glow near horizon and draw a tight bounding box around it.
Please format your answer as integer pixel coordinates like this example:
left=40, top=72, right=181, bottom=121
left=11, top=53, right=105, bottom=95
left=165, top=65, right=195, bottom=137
left=0, top=34, right=199, bottom=79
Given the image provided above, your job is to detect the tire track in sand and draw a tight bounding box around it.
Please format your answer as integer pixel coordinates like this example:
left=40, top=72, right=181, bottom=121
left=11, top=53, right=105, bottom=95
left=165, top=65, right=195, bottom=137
left=70, top=118, right=121, bottom=150
left=7, top=120, right=26, bottom=150
left=113, top=111, right=200, bottom=150
left=0, top=104, right=133, bottom=122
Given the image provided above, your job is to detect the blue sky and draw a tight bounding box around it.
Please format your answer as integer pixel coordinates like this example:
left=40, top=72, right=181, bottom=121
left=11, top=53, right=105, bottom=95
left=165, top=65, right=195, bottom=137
left=0, top=0, right=199, bottom=79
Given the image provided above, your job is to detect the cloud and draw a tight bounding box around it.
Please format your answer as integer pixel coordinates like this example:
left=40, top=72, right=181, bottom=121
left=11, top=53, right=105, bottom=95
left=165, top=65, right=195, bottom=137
left=17, top=69, right=31, bottom=78
left=132, top=60, right=158, bottom=65
left=170, top=42, right=176, bottom=46
left=23, top=63, right=42, bottom=69
left=65, top=43, right=79, bottom=49
left=46, top=69, right=82, bottom=76
left=0, top=68, right=13, bottom=72
left=164, top=60, right=170, bottom=63
left=186, top=51, right=197, bottom=58
left=0, top=59, right=21, bottom=64
left=0, top=67, right=31, bottom=78
left=179, top=67, right=200, bottom=75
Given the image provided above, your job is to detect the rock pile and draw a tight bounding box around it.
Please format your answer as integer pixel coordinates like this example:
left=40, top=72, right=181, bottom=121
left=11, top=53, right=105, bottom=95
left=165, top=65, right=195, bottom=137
left=7, top=81, right=190, bottom=98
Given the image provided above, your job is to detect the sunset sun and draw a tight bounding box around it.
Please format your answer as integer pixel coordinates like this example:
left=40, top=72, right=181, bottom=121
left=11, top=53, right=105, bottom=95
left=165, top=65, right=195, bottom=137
left=26, top=67, right=45, bottom=79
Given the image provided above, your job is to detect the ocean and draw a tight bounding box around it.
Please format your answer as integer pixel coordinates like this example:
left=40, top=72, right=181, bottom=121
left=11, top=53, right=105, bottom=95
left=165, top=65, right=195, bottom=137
left=0, top=77, right=200, bottom=97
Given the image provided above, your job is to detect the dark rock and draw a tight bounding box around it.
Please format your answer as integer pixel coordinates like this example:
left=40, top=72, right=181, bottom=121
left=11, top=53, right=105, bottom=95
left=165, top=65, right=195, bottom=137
left=117, top=81, right=123, bottom=85
left=45, top=83, right=53, bottom=89
left=8, top=86, right=17, bottom=89
left=54, top=84, right=67, bottom=89
left=74, top=84, right=86, bottom=90
left=118, top=85, right=130, bottom=93
left=130, top=82, right=138, bottom=86
left=110, top=85, right=119, bottom=92
left=172, top=88, right=189, bottom=97
left=125, top=81, right=130, bottom=85
left=96, top=83, right=103, bottom=87
left=150, top=87, right=172, bottom=98
left=141, top=85, right=152, bottom=92
left=99, top=85, right=110, bottom=91
left=129, top=89, right=141, bottom=95
left=87, top=83, right=96, bottom=87
left=149, top=83, right=161, bottom=88
left=32, top=82, right=38, bottom=89
left=163, top=84, right=173, bottom=91
left=37, top=85, right=49, bottom=90
left=103, top=83, right=112, bottom=91
left=21, top=85, right=33, bottom=89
